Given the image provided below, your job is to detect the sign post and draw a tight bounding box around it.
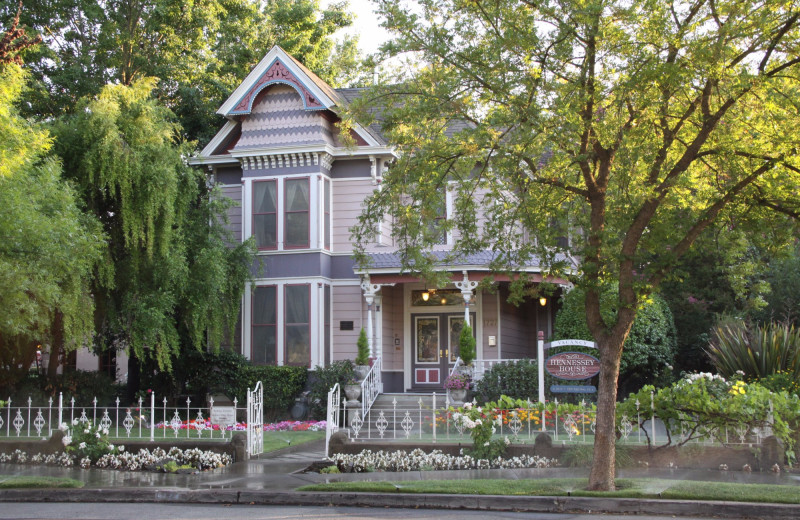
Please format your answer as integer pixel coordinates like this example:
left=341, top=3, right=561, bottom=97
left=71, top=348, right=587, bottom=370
left=537, top=331, right=545, bottom=405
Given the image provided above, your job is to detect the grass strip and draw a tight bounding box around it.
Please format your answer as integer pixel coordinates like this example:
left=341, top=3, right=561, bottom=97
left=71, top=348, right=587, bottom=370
left=0, top=476, right=84, bottom=489
left=298, top=477, right=800, bottom=504
left=262, top=431, right=325, bottom=453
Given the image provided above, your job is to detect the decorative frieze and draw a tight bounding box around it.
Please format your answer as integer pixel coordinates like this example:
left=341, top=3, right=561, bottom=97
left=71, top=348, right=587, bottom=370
left=239, top=152, right=333, bottom=171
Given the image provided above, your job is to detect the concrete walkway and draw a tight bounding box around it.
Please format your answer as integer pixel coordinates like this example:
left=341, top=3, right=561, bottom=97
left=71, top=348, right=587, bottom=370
left=2, top=440, right=800, bottom=519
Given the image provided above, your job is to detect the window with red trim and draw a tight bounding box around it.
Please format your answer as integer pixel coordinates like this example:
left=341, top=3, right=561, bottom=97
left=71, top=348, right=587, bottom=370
left=284, top=178, right=309, bottom=248
left=284, top=284, right=310, bottom=366
left=252, top=286, right=277, bottom=364
left=253, top=180, right=277, bottom=249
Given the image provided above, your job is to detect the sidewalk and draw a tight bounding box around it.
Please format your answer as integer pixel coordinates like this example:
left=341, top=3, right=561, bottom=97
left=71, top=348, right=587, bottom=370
left=2, top=440, right=799, bottom=519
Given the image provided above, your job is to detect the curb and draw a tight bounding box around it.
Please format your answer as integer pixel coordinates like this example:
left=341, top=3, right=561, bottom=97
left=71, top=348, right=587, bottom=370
left=1, top=488, right=798, bottom=518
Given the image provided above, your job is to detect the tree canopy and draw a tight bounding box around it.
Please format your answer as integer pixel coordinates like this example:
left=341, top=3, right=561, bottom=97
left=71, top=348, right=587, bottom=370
left=0, top=63, right=103, bottom=392
left=53, top=78, right=254, bottom=372
left=350, top=0, right=800, bottom=490
left=3, top=0, right=365, bottom=145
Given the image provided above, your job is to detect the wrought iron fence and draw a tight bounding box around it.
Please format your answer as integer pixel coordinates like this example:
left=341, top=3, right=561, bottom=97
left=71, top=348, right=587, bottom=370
left=0, top=393, right=245, bottom=441
left=335, top=393, right=773, bottom=448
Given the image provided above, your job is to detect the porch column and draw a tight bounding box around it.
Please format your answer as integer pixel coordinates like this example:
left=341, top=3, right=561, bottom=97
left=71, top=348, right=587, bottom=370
left=454, top=270, right=478, bottom=326
left=360, top=277, right=381, bottom=359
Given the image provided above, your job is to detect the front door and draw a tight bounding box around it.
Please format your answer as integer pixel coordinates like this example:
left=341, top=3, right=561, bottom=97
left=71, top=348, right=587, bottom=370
left=411, top=313, right=474, bottom=389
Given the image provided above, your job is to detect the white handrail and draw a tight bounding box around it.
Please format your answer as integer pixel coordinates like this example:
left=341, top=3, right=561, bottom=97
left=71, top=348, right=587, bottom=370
left=325, top=383, right=341, bottom=457
left=360, top=356, right=382, bottom=418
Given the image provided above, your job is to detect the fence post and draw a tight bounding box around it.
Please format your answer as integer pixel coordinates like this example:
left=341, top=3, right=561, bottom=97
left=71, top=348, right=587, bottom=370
left=150, top=392, right=155, bottom=441
left=432, top=393, right=437, bottom=442
left=58, top=393, right=63, bottom=431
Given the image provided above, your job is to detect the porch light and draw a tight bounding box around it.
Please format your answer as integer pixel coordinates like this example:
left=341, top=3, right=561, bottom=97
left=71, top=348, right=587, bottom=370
left=539, top=297, right=547, bottom=306
left=422, top=291, right=430, bottom=302
left=440, top=297, right=447, bottom=305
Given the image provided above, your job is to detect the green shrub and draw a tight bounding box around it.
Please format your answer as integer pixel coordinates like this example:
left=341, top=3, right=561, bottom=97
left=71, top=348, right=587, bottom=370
left=355, top=329, right=369, bottom=365
left=474, top=359, right=539, bottom=403
left=459, top=324, right=476, bottom=366
left=308, top=360, right=355, bottom=419
left=234, top=365, right=308, bottom=421
left=707, top=320, right=800, bottom=381
left=9, top=371, right=124, bottom=406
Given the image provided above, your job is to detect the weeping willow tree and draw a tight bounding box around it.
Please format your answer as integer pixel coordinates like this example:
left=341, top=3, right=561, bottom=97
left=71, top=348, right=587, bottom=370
left=54, top=78, right=254, bottom=376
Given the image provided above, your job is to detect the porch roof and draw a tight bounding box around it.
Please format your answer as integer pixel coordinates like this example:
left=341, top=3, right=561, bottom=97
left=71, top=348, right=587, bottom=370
left=356, top=249, right=576, bottom=286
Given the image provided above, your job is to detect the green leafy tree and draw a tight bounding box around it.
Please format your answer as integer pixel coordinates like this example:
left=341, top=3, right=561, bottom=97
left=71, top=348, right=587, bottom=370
left=52, top=78, right=254, bottom=378
left=0, top=64, right=103, bottom=393
left=5, top=0, right=365, bottom=145
left=350, top=0, right=800, bottom=490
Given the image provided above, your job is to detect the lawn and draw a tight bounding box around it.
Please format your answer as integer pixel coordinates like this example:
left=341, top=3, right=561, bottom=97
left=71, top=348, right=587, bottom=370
left=298, top=477, right=800, bottom=504
left=0, top=476, right=84, bottom=489
left=261, top=430, right=324, bottom=452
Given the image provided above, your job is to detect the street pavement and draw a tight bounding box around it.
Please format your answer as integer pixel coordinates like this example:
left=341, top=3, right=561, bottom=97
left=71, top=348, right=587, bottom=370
left=1, top=439, right=799, bottom=519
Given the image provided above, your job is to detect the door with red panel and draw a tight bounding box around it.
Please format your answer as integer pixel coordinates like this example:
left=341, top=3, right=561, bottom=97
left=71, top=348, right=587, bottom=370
left=411, top=313, right=474, bottom=390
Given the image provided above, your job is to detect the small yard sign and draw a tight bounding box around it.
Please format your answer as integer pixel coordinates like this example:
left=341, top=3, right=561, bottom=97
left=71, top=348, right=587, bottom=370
left=210, top=406, right=236, bottom=427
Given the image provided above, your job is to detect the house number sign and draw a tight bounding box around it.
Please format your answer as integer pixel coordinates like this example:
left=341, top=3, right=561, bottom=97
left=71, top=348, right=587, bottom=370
left=544, top=352, right=601, bottom=380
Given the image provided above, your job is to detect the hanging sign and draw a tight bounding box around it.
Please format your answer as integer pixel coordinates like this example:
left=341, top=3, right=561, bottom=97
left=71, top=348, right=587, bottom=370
left=545, top=352, right=601, bottom=380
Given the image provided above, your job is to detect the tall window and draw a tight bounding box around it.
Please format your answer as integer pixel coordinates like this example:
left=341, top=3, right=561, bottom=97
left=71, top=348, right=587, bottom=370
left=284, top=178, right=310, bottom=248
left=252, top=286, right=277, bottom=364
left=253, top=181, right=277, bottom=249
left=285, top=284, right=310, bottom=366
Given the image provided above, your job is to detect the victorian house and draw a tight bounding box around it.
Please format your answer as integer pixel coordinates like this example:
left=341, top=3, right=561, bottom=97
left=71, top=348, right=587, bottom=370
left=190, top=46, right=573, bottom=394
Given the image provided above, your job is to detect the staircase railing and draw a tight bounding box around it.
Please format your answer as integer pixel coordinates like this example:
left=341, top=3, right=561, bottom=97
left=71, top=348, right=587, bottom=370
left=325, top=383, right=341, bottom=457
left=360, top=356, right=383, bottom=418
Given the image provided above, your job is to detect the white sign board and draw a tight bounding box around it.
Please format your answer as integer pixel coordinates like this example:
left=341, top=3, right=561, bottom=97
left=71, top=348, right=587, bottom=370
left=547, top=339, right=597, bottom=349
left=210, top=406, right=237, bottom=426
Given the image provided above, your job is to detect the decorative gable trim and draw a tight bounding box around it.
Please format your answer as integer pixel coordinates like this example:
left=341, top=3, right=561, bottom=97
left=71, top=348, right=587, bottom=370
left=238, top=152, right=333, bottom=171
left=218, top=46, right=336, bottom=117
left=229, top=58, right=326, bottom=115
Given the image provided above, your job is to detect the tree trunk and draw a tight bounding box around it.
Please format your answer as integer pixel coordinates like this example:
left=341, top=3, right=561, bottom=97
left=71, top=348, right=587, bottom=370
left=587, top=331, right=626, bottom=491
left=47, top=311, right=64, bottom=380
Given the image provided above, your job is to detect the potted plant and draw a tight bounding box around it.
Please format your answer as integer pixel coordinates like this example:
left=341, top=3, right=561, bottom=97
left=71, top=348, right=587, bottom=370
left=343, top=378, right=362, bottom=401
left=456, top=324, right=476, bottom=376
left=444, top=373, right=471, bottom=403
left=354, top=328, right=371, bottom=380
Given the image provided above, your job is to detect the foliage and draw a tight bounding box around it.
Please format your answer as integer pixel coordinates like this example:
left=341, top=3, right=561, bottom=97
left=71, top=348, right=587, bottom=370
left=617, top=374, right=800, bottom=450
left=474, top=360, right=539, bottom=404
left=707, top=320, right=800, bottom=381
left=53, top=79, right=253, bottom=374
left=0, top=64, right=104, bottom=389
left=5, top=0, right=365, bottom=145
left=752, top=246, right=800, bottom=326
left=46, top=371, right=124, bottom=406
left=450, top=401, right=510, bottom=459
left=554, top=285, right=677, bottom=395
left=458, top=324, right=476, bottom=366
left=444, top=373, right=470, bottom=390
left=308, top=360, right=355, bottom=419
left=758, top=371, right=800, bottom=398
left=355, top=328, right=369, bottom=366
left=347, top=0, right=800, bottom=489
left=61, top=420, right=118, bottom=463
left=236, top=364, right=307, bottom=420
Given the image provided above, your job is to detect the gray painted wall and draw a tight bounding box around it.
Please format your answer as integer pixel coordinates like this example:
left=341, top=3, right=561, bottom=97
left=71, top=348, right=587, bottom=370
left=330, top=158, right=371, bottom=178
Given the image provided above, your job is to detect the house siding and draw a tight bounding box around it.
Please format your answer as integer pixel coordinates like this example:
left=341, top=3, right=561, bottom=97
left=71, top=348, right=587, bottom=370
left=499, top=285, right=538, bottom=359
left=332, top=178, right=375, bottom=252
left=332, top=284, right=363, bottom=362
left=220, top=185, right=242, bottom=242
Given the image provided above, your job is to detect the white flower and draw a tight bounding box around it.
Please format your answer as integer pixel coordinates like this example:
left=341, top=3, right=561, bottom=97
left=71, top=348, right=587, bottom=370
left=59, top=422, right=69, bottom=431
left=95, top=432, right=101, bottom=439
left=504, top=436, right=511, bottom=446
left=84, top=428, right=90, bottom=434
left=62, top=435, right=72, bottom=446
left=108, top=444, right=115, bottom=451
left=483, top=442, right=490, bottom=446
left=103, top=428, right=109, bottom=435
left=72, top=419, right=79, bottom=426
left=118, top=445, right=125, bottom=452
left=79, top=442, right=87, bottom=449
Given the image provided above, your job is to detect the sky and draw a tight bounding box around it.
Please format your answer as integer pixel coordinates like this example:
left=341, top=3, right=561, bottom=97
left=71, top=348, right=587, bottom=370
left=322, top=0, right=393, bottom=56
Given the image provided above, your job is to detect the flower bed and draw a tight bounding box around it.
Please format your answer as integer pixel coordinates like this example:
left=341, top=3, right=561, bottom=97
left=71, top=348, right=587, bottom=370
left=152, top=420, right=326, bottom=432
left=0, top=446, right=231, bottom=471
left=330, top=448, right=557, bottom=473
